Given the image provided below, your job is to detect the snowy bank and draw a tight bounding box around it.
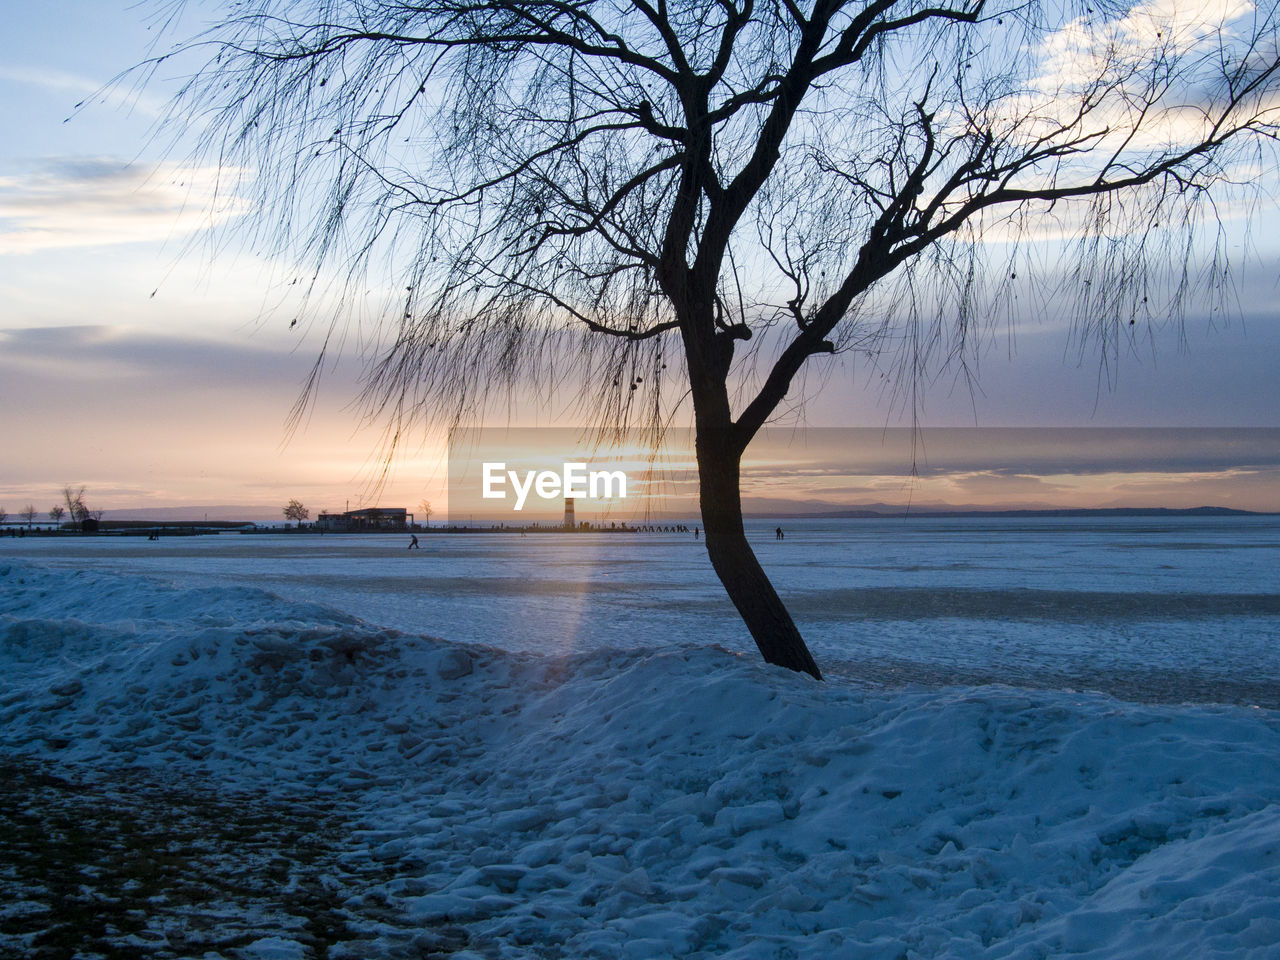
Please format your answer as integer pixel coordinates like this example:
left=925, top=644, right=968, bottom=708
left=2, top=559, right=1279, bottom=959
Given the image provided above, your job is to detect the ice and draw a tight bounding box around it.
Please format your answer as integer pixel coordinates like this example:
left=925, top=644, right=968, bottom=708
left=5, top=516, right=1279, bottom=705
left=1, top=518, right=1279, bottom=957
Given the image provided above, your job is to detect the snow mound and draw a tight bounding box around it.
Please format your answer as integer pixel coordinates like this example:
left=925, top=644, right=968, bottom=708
left=3, top=560, right=1280, bottom=959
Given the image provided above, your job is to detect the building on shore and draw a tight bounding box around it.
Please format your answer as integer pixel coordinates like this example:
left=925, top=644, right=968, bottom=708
left=563, top=497, right=575, bottom=529
left=317, top=507, right=411, bottom=532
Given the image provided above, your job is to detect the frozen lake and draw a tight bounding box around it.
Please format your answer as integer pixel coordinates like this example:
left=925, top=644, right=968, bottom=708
left=4, top=517, right=1280, bottom=958
left=5, top=514, right=1278, bottom=707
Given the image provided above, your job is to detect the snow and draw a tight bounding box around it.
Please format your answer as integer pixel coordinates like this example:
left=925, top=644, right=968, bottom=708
left=2, top=519, right=1279, bottom=958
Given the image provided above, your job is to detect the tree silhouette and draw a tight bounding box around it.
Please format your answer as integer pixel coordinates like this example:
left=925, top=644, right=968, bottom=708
left=283, top=499, right=311, bottom=527
left=151, top=0, right=1280, bottom=678
left=62, top=486, right=89, bottom=525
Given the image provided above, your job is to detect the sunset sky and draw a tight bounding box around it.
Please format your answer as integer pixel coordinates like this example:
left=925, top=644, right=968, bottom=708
left=3, top=1, right=1279, bottom=520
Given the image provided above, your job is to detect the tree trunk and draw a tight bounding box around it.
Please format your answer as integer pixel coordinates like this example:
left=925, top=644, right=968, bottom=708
left=676, top=283, right=822, bottom=679
left=695, top=425, right=823, bottom=680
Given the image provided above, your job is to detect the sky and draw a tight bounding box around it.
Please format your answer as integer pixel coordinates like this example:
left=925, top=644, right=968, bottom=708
left=442, top=428, right=1280, bottom=522
left=2, top=1, right=1279, bottom=521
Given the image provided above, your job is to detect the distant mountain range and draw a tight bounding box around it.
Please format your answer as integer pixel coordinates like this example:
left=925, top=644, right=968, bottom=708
left=744, top=504, right=1272, bottom=518
left=97, top=502, right=1275, bottom=523
left=100, top=505, right=287, bottom=523
left=736, top=496, right=1274, bottom=518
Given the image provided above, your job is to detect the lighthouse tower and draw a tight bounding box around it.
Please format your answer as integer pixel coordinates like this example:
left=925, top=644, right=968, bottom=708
left=563, top=496, right=576, bottom=529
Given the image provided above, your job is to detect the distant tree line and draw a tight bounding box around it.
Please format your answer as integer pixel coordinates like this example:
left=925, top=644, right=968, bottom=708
left=0, top=488, right=99, bottom=531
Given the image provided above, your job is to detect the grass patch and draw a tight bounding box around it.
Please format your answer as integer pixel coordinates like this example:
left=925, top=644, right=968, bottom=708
left=0, top=759, right=406, bottom=959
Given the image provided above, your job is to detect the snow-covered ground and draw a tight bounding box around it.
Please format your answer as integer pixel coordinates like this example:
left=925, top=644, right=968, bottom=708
left=2, top=518, right=1279, bottom=958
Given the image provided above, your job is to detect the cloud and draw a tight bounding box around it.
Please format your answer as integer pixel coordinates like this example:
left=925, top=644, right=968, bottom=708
left=726, top=428, right=1280, bottom=509
left=0, top=324, right=364, bottom=435
left=746, top=427, right=1280, bottom=476
left=1036, top=0, right=1256, bottom=92
left=939, top=0, right=1279, bottom=224
left=0, top=324, right=290, bottom=385
left=0, top=64, right=165, bottom=117
left=507, top=427, right=1280, bottom=510
left=0, top=323, right=446, bottom=512
left=1022, top=0, right=1275, bottom=150
left=0, top=158, right=245, bottom=255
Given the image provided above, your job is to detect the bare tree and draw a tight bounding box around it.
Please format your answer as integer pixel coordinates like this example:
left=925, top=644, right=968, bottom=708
left=20, top=505, right=38, bottom=529
left=150, top=0, right=1280, bottom=678
left=0, top=506, right=7, bottom=526
left=283, top=499, right=311, bottom=527
left=50, top=505, right=67, bottom=527
left=419, top=499, right=432, bottom=529
left=62, top=486, right=88, bottom=525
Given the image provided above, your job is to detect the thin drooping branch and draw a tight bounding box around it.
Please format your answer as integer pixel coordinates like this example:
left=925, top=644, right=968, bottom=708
left=730, top=16, right=1280, bottom=444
